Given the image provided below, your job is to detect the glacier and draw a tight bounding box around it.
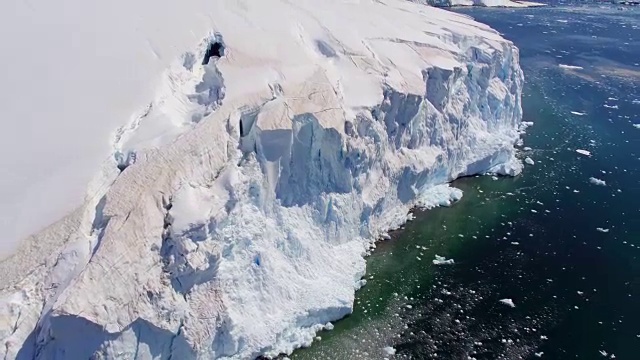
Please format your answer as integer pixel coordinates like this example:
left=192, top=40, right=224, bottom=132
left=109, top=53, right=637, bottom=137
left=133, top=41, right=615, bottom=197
left=0, top=0, right=524, bottom=359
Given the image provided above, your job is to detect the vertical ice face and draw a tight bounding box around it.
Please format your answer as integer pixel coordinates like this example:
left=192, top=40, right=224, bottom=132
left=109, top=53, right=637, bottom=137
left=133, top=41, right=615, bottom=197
left=0, top=0, right=524, bottom=359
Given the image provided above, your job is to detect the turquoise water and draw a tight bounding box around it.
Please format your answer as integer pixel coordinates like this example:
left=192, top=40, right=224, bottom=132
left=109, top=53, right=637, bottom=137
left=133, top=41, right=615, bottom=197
left=292, top=3, right=639, bottom=359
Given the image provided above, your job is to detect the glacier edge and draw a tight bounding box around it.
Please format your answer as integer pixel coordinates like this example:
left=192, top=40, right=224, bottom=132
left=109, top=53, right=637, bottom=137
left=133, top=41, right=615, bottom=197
left=0, top=0, right=524, bottom=359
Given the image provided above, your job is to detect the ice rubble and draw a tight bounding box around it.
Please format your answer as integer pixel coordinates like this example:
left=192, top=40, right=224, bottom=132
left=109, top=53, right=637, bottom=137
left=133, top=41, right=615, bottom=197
left=0, top=0, right=524, bottom=358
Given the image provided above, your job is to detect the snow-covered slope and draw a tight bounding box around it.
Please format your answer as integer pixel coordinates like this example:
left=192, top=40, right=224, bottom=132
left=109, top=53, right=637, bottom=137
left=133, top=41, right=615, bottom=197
left=0, top=0, right=524, bottom=359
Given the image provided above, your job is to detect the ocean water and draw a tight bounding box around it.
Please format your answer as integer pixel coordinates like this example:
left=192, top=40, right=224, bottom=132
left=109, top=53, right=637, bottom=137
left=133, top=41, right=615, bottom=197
left=291, top=3, right=639, bottom=360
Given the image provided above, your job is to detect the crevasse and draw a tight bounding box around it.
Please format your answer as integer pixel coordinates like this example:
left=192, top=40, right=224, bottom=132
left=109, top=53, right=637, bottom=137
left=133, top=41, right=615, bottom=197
left=0, top=0, right=523, bottom=359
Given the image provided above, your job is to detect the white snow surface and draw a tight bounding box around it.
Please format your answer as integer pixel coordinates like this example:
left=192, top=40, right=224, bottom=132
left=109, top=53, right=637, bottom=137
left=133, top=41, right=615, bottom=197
left=0, top=0, right=524, bottom=359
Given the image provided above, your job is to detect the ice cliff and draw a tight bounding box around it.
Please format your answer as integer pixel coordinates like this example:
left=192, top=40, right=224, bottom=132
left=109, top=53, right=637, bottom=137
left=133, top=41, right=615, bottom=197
left=0, top=0, right=524, bottom=359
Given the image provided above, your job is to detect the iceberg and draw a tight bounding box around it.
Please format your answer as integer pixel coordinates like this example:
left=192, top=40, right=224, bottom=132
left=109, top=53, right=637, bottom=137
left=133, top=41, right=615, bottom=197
left=0, top=0, right=525, bottom=358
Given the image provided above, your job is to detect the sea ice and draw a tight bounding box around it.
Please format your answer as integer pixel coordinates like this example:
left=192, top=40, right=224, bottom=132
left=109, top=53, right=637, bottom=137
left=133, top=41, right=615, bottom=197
left=576, top=149, right=592, bottom=156
left=525, top=157, right=535, bottom=165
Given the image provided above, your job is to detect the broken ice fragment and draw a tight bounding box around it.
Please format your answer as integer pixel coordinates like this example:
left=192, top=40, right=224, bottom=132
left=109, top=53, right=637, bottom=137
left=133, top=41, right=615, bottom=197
left=499, top=298, right=516, bottom=308
left=433, top=255, right=454, bottom=265
left=589, top=177, right=606, bottom=186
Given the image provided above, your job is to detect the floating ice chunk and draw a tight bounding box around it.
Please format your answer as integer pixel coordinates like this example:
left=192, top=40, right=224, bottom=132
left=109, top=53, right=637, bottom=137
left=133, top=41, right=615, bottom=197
left=603, top=104, right=619, bottom=109
left=596, top=228, right=609, bottom=233
left=571, top=111, right=586, bottom=116
left=523, top=146, right=532, bottom=151
left=433, top=255, right=455, bottom=265
left=416, top=184, right=463, bottom=210
left=559, top=64, right=583, bottom=70
left=383, top=346, right=396, bottom=355
left=589, top=177, right=606, bottom=186
left=576, top=149, right=592, bottom=156
left=535, top=352, right=544, bottom=357
left=324, top=322, right=335, bottom=331
left=524, top=157, right=535, bottom=165
left=633, top=124, right=640, bottom=129
left=520, top=121, right=534, bottom=130
left=499, top=298, right=516, bottom=307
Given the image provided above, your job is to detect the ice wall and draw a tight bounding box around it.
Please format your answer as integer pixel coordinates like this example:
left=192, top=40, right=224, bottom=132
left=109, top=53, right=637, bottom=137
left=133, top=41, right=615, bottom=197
left=0, top=0, right=523, bottom=359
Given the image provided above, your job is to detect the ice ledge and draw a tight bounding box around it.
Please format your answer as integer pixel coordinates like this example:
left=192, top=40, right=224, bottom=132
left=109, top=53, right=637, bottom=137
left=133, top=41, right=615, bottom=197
left=0, top=0, right=524, bottom=358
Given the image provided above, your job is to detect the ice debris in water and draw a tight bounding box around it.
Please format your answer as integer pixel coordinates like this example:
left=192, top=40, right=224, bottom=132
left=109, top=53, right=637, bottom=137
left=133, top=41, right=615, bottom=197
left=499, top=298, right=516, bottom=308
left=416, top=184, right=463, bottom=210
left=383, top=346, right=396, bottom=355
left=524, top=157, right=535, bottom=165
left=633, top=124, right=640, bottom=129
left=433, top=255, right=455, bottom=265
left=596, top=228, right=610, bottom=233
left=559, top=64, right=583, bottom=70
left=589, top=177, right=606, bottom=186
left=571, top=111, right=586, bottom=116
left=576, top=149, right=592, bottom=156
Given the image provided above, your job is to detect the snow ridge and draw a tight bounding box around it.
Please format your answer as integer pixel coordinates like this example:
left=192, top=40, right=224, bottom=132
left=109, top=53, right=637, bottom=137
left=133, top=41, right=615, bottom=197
left=0, top=0, right=524, bottom=359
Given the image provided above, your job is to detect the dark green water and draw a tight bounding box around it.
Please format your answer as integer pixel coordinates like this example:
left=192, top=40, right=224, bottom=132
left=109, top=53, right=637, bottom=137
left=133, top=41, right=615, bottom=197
left=292, top=3, right=640, bottom=360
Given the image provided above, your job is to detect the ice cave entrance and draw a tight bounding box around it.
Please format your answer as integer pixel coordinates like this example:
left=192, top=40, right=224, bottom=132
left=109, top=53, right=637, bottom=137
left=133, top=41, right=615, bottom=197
left=202, top=41, right=224, bottom=65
